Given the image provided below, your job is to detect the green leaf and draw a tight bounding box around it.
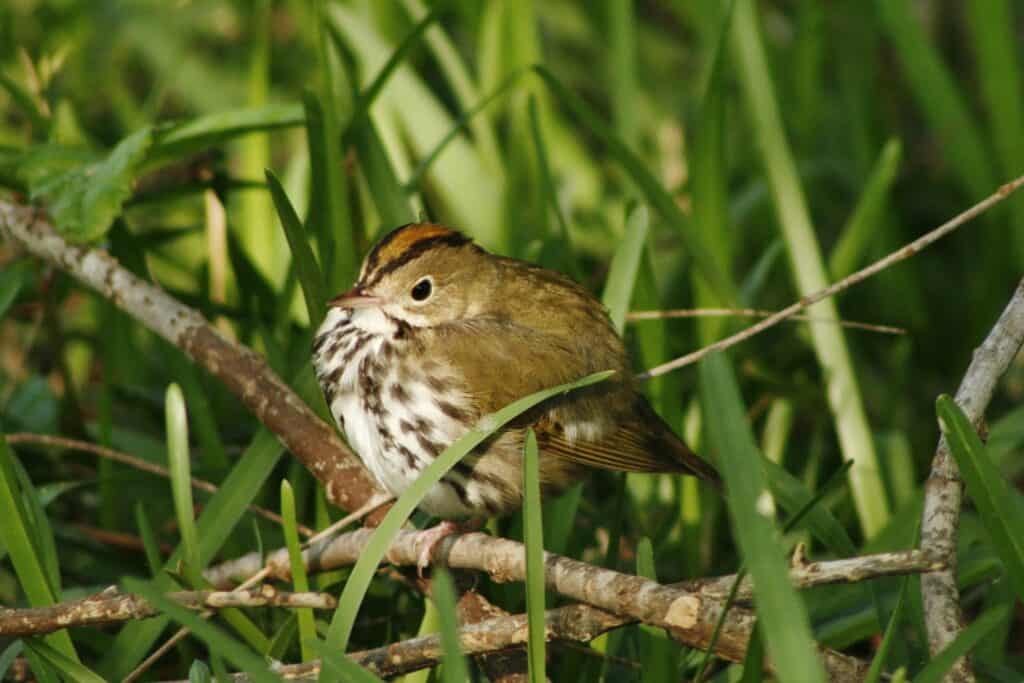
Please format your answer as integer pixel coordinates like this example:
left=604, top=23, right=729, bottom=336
left=281, top=480, right=317, bottom=662
left=29, top=127, right=154, bottom=242
left=523, top=428, right=546, bottom=683
left=321, top=370, right=614, bottom=665
left=266, top=169, right=328, bottom=325
left=432, top=569, right=471, bottom=683
left=601, top=205, right=649, bottom=334
left=123, top=578, right=279, bottom=683
left=700, top=353, right=826, bottom=683
left=911, top=606, right=1010, bottom=683
left=937, top=395, right=1024, bottom=602
left=166, top=383, right=201, bottom=582
left=0, top=433, right=78, bottom=661
left=23, top=640, right=103, bottom=683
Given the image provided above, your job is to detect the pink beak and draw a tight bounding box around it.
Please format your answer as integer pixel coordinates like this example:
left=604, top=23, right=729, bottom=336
left=329, top=286, right=382, bottom=310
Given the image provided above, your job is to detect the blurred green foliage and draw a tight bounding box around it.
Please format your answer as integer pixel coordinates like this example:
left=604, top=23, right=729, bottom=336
left=1, top=0, right=1023, bottom=680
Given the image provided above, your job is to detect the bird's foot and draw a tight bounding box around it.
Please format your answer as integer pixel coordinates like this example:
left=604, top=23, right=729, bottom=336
left=416, top=519, right=483, bottom=576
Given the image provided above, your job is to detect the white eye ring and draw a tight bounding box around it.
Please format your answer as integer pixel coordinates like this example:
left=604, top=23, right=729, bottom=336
left=410, top=276, right=433, bottom=302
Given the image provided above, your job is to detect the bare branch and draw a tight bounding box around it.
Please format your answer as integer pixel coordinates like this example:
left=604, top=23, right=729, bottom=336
left=0, top=585, right=336, bottom=637
left=920, top=277, right=1024, bottom=682
left=0, top=201, right=386, bottom=513
left=628, top=308, right=905, bottom=335
left=204, top=528, right=940, bottom=679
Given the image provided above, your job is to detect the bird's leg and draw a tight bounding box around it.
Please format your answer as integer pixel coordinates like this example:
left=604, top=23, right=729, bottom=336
left=416, top=518, right=483, bottom=575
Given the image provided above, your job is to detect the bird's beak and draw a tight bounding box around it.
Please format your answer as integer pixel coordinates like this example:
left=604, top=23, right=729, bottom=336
left=329, top=286, right=382, bottom=310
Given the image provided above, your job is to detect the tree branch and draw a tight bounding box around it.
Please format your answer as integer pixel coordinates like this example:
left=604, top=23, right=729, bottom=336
left=0, top=585, right=336, bottom=637
left=919, top=276, right=1024, bottom=683
left=0, top=201, right=385, bottom=513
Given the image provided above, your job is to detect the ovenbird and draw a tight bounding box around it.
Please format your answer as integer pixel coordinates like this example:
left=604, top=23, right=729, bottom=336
left=313, top=223, right=720, bottom=536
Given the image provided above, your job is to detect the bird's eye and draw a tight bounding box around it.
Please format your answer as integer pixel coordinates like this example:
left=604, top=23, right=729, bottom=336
left=411, top=278, right=432, bottom=301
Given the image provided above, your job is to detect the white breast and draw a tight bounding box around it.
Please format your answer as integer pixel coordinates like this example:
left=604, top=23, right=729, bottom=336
left=312, top=307, right=478, bottom=518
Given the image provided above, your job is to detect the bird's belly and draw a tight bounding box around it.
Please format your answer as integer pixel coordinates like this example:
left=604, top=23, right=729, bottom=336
left=336, top=371, right=480, bottom=518
left=314, top=310, right=503, bottom=518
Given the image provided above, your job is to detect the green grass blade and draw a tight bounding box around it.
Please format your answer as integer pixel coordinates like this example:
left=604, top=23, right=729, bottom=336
left=404, top=70, right=524, bottom=193
left=636, top=537, right=677, bottom=683
left=911, top=606, right=1010, bottom=683
left=533, top=66, right=735, bottom=302
left=122, top=578, right=280, bottom=683
left=865, top=577, right=910, bottom=683
left=700, top=352, right=826, bottom=683
left=0, top=261, right=28, bottom=321
left=873, top=0, right=996, bottom=201
left=321, top=370, right=613, bottom=664
left=691, top=0, right=735, bottom=344
left=965, top=0, right=1024, bottom=262
left=149, top=104, right=304, bottom=163
left=0, top=642, right=23, bottom=680
left=307, top=640, right=384, bottom=683
left=528, top=94, right=576, bottom=276
left=281, top=480, right=317, bottom=662
left=134, top=502, right=163, bottom=577
left=266, top=614, right=298, bottom=661
left=829, top=139, right=903, bottom=278
left=737, top=624, right=765, bottom=683
left=0, top=432, right=78, bottom=661
left=303, top=92, right=351, bottom=293
left=937, top=395, right=1024, bottom=602
left=23, top=640, right=103, bottom=683
left=432, top=569, right=471, bottom=683
left=341, top=9, right=441, bottom=141
left=350, top=118, right=415, bottom=230
left=729, top=0, right=889, bottom=537
left=102, top=427, right=284, bottom=679
left=601, top=205, right=649, bottom=334
left=523, top=428, right=546, bottom=683
left=0, top=69, right=49, bottom=133
left=166, top=383, right=201, bottom=582
left=266, top=169, right=327, bottom=325
left=606, top=0, right=637, bottom=149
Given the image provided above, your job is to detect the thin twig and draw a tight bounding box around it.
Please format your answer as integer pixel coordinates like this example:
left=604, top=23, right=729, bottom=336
left=919, top=277, right=1024, bottom=683
left=636, top=174, right=1024, bottom=380
left=627, top=308, right=905, bottom=335
left=5, top=432, right=315, bottom=538
left=0, top=586, right=337, bottom=637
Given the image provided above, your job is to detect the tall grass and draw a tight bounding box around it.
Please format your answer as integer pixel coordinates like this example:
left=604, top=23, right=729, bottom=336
left=1, top=2, right=1023, bottom=680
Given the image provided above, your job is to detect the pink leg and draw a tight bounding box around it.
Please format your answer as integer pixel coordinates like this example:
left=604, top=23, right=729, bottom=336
left=416, top=519, right=483, bottom=575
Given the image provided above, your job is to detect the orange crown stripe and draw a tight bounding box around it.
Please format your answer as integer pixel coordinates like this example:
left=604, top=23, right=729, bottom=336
left=374, top=223, right=460, bottom=263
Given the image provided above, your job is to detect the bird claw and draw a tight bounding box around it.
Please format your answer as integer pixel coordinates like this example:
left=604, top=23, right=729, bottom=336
left=416, top=520, right=461, bottom=577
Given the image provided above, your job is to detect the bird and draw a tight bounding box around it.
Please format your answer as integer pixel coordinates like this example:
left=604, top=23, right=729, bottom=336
left=312, top=223, right=720, bottom=567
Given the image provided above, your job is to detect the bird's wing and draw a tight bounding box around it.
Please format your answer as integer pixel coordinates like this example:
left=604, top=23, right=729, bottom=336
left=426, top=318, right=720, bottom=486
left=426, top=316, right=629, bottom=415
left=534, top=396, right=722, bottom=486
